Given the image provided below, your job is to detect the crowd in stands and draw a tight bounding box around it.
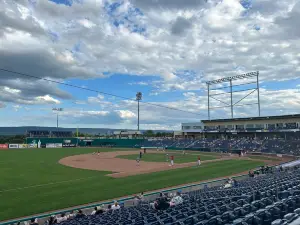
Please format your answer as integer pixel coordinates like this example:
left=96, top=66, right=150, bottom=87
left=141, top=137, right=300, bottom=155
left=27, top=130, right=72, bottom=138
left=21, top=166, right=300, bottom=225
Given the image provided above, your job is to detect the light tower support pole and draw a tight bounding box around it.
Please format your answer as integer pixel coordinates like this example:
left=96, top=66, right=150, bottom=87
left=207, top=84, right=210, bottom=120
left=136, top=92, right=142, bottom=131
left=257, top=71, right=261, bottom=117
left=138, top=100, right=140, bottom=131
left=52, top=108, right=63, bottom=129
left=230, top=79, right=233, bottom=118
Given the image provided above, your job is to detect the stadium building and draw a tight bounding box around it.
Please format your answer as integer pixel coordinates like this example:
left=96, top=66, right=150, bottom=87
left=178, top=114, right=300, bottom=139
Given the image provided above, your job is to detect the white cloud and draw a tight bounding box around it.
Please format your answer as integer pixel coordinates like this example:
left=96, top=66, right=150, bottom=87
left=35, top=95, right=61, bottom=104
left=1, top=0, right=300, bottom=129
left=3, top=86, right=21, bottom=94
left=87, top=94, right=105, bottom=104
left=78, top=18, right=96, bottom=28
left=12, top=105, right=21, bottom=112
left=115, top=110, right=136, bottom=119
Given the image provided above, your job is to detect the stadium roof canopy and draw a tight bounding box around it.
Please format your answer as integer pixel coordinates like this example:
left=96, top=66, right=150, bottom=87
left=201, top=114, right=300, bottom=123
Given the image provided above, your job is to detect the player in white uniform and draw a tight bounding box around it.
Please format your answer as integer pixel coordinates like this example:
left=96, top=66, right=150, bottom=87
left=170, top=155, right=174, bottom=166
left=197, top=156, right=201, bottom=166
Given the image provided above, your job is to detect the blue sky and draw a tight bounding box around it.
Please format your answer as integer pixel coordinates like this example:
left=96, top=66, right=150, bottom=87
left=0, top=0, right=300, bottom=129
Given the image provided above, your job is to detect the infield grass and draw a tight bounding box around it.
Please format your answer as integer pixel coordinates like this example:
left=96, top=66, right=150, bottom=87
left=0, top=148, right=263, bottom=221
left=117, top=152, right=216, bottom=163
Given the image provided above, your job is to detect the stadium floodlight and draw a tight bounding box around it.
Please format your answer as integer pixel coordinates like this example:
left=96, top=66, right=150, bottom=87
left=136, top=92, right=142, bottom=131
left=52, top=108, right=63, bottom=128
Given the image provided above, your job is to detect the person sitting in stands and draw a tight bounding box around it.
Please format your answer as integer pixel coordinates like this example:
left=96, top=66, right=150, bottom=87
left=111, top=201, right=121, bottom=210
left=26, top=218, right=38, bottom=225
left=91, top=207, right=98, bottom=215
left=134, top=191, right=145, bottom=205
left=224, top=180, right=232, bottom=189
left=67, top=211, right=75, bottom=220
left=170, top=192, right=183, bottom=206
left=138, top=192, right=145, bottom=201
left=56, top=213, right=68, bottom=223
left=46, top=216, right=56, bottom=225
left=75, top=209, right=86, bottom=218
left=150, top=193, right=170, bottom=210
left=95, top=205, right=105, bottom=215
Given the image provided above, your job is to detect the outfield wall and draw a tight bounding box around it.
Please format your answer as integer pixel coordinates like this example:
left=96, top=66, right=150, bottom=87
left=25, top=138, right=241, bottom=152
left=25, top=138, right=144, bottom=148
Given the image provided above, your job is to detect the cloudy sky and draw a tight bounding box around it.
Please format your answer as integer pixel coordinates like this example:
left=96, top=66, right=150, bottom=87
left=0, top=0, right=300, bottom=130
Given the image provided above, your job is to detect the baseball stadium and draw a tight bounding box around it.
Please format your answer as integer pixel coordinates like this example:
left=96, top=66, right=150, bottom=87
left=2, top=1, right=300, bottom=224
left=1, top=72, right=300, bottom=225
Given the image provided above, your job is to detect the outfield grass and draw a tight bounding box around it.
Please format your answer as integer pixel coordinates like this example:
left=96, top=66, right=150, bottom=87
left=0, top=148, right=263, bottom=221
left=117, top=152, right=216, bottom=163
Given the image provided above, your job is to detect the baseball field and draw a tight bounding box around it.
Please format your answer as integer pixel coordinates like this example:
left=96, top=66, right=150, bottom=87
left=0, top=147, right=279, bottom=221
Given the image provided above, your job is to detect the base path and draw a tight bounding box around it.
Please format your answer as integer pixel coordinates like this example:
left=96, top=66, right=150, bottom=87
left=59, top=150, right=235, bottom=178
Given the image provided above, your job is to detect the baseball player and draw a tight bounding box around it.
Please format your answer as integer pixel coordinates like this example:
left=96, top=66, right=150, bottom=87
left=139, top=151, right=143, bottom=159
left=170, top=155, right=174, bottom=166
left=136, top=156, right=140, bottom=166
left=197, top=156, right=201, bottom=166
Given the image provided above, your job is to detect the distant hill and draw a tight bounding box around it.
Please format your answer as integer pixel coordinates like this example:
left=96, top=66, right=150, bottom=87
left=0, top=127, right=171, bottom=136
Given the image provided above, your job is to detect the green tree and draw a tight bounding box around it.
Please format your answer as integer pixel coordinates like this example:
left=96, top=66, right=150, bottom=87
left=144, top=130, right=154, bottom=137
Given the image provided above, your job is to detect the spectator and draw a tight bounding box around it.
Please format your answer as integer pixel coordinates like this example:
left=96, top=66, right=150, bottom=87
left=150, top=193, right=170, bottom=210
left=170, top=192, right=183, bottom=206
left=138, top=192, right=145, bottom=201
left=107, top=204, right=112, bottom=211
left=26, top=218, right=38, bottom=225
left=224, top=180, right=232, bottom=189
left=232, top=178, right=238, bottom=187
left=75, top=209, right=86, bottom=218
left=91, top=207, right=98, bottom=215
left=46, top=216, right=56, bottom=225
left=95, top=205, right=105, bottom=215
left=111, top=202, right=120, bottom=210
left=67, top=211, right=75, bottom=220
left=134, top=195, right=141, bottom=206
left=56, top=213, right=67, bottom=223
left=248, top=170, right=254, bottom=178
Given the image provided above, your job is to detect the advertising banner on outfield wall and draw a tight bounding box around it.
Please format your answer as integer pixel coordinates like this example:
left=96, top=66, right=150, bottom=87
left=46, top=143, right=63, bottom=148
left=18, top=144, right=28, bottom=148
left=28, top=144, right=37, bottom=148
left=9, top=144, right=19, bottom=149
left=0, top=144, right=8, bottom=149
left=62, top=143, right=76, bottom=147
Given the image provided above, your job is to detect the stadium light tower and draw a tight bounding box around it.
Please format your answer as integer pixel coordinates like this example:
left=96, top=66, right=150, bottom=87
left=136, top=92, right=142, bottom=131
left=52, top=107, right=63, bottom=128
left=206, top=71, right=260, bottom=119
